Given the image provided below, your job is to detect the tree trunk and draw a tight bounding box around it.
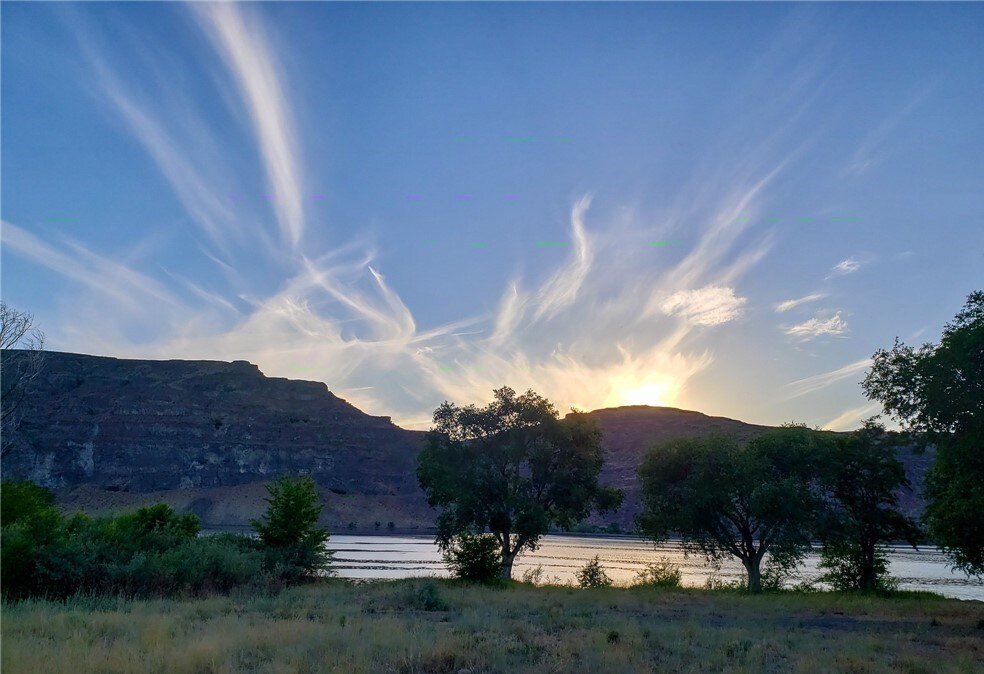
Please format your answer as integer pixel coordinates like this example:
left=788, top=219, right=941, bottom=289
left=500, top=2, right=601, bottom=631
left=500, top=548, right=517, bottom=580
left=860, top=539, right=876, bottom=592
left=744, top=557, right=763, bottom=593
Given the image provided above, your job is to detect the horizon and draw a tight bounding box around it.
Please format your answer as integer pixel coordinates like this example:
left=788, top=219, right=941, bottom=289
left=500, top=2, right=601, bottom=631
left=2, top=3, right=982, bottom=431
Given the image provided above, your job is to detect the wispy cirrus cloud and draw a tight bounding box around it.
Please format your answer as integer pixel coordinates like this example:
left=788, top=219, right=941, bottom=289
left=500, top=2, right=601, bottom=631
left=827, top=257, right=861, bottom=278
left=784, top=311, right=848, bottom=340
left=823, top=402, right=882, bottom=432
left=2, top=221, right=182, bottom=312
left=192, top=2, right=306, bottom=249
left=775, top=292, right=825, bottom=313
left=784, top=357, right=872, bottom=399
left=660, top=286, right=747, bottom=326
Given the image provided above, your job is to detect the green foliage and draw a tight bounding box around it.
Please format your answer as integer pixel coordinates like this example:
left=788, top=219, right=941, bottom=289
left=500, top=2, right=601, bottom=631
left=818, top=421, right=920, bottom=592
left=1, top=480, right=57, bottom=527
left=440, top=533, right=503, bottom=583
left=818, top=541, right=899, bottom=593
left=251, top=475, right=332, bottom=580
left=1, top=479, right=336, bottom=599
left=406, top=581, right=449, bottom=611
left=576, top=555, right=613, bottom=588
left=417, top=386, right=623, bottom=579
left=637, top=427, right=835, bottom=593
left=863, top=291, right=984, bottom=575
left=0, top=488, right=266, bottom=600
left=633, top=557, right=682, bottom=588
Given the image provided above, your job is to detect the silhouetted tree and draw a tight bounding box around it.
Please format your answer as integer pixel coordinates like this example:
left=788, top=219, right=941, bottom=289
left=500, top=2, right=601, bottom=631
left=637, top=427, right=834, bottom=593
left=817, top=420, right=921, bottom=592
left=863, top=291, right=984, bottom=575
left=1, top=303, right=45, bottom=456
left=417, top=387, right=623, bottom=579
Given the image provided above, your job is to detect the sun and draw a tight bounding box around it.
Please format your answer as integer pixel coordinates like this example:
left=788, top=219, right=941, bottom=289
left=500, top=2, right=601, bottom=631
left=617, top=383, right=671, bottom=407
left=605, top=378, right=678, bottom=408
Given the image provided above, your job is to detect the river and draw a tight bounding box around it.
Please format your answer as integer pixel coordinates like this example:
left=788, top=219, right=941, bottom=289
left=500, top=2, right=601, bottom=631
left=324, top=534, right=984, bottom=601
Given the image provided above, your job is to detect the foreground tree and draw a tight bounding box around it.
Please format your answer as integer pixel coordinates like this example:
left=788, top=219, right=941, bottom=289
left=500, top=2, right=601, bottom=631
left=818, top=421, right=921, bottom=592
left=863, top=291, right=984, bottom=575
left=637, top=427, right=833, bottom=593
left=0, top=303, right=45, bottom=457
left=416, top=387, right=623, bottom=579
left=251, top=475, right=332, bottom=579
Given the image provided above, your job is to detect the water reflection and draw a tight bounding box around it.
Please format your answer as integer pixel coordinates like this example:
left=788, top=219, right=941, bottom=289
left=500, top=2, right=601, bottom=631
left=325, top=534, right=984, bottom=601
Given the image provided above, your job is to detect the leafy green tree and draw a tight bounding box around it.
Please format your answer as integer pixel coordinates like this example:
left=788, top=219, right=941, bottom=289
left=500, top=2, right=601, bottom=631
left=251, top=475, right=332, bottom=579
left=417, top=387, right=623, bottom=579
left=863, top=291, right=984, bottom=575
left=817, top=421, right=921, bottom=592
left=637, top=427, right=833, bottom=593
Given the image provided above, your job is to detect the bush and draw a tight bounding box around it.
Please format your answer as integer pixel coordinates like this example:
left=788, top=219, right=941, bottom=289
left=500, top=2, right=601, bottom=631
left=440, top=533, right=502, bottom=583
left=634, top=557, right=682, bottom=588
left=0, top=482, right=272, bottom=600
left=576, top=555, right=613, bottom=588
left=251, top=475, right=332, bottom=580
left=1, top=480, right=57, bottom=527
left=407, top=581, right=448, bottom=611
left=818, top=542, right=900, bottom=593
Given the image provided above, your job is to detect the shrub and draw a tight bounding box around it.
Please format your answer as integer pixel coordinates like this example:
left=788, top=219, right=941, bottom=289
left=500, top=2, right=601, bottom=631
left=251, top=475, right=332, bottom=580
left=407, top=581, right=448, bottom=611
left=817, top=542, right=900, bottom=592
left=634, top=557, right=682, bottom=588
left=0, top=482, right=270, bottom=600
left=440, top=533, right=502, bottom=583
left=521, top=565, right=546, bottom=585
left=576, top=555, right=613, bottom=588
left=1, top=480, right=57, bottom=527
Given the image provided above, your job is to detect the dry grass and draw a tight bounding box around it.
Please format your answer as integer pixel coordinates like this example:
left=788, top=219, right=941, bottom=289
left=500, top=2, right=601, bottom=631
left=2, top=580, right=982, bottom=673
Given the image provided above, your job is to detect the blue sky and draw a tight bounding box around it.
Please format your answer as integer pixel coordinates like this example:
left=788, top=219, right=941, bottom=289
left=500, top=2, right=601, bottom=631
left=2, top=2, right=982, bottom=430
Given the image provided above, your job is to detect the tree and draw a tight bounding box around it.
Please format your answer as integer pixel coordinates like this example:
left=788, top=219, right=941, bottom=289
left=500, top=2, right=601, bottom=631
left=637, top=427, right=833, bottom=593
left=862, top=291, right=984, bottom=575
left=817, top=420, right=921, bottom=592
left=416, top=387, right=623, bottom=579
left=251, top=475, right=332, bottom=578
left=1, top=303, right=45, bottom=456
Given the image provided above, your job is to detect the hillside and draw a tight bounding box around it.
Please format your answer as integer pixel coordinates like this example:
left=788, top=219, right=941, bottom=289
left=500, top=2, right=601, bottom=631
left=0, top=350, right=929, bottom=531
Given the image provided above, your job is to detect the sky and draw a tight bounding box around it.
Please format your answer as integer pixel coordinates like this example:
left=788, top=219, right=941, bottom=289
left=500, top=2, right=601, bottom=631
left=2, top=2, right=982, bottom=431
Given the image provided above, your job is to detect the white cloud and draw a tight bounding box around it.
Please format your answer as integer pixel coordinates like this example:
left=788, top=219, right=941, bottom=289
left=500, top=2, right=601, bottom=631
left=660, top=286, right=747, bottom=326
left=775, top=293, right=825, bottom=313
left=823, top=402, right=882, bottom=432
left=827, top=257, right=861, bottom=278
left=193, top=3, right=306, bottom=248
left=784, top=357, right=872, bottom=398
left=784, top=312, right=848, bottom=339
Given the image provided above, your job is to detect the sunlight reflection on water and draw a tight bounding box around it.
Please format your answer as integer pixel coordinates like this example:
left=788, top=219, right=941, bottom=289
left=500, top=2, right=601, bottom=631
left=324, top=534, right=984, bottom=601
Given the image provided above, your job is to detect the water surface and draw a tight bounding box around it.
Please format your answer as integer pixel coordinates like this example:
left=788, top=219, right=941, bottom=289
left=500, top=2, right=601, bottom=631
left=325, top=534, right=984, bottom=601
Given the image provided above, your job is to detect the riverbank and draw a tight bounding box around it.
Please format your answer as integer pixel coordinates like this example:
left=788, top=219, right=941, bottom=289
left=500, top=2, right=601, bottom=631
left=3, top=580, right=981, bottom=673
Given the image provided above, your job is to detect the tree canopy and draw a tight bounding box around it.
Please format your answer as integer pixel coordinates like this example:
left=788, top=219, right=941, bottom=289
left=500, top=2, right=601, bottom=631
left=862, top=291, right=984, bottom=575
left=637, top=426, right=834, bottom=593
left=818, top=421, right=921, bottom=592
left=416, top=386, right=623, bottom=579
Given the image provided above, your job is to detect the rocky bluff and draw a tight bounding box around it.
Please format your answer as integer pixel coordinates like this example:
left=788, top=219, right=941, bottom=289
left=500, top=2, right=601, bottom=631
left=1, top=350, right=424, bottom=498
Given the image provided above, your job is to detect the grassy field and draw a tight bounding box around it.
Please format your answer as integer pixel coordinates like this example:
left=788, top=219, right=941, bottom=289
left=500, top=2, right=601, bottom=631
left=2, top=580, right=982, bottom=673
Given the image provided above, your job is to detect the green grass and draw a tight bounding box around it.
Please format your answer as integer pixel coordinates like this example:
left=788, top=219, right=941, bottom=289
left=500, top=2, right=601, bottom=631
left=2, top=580, right=982, bottom=673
